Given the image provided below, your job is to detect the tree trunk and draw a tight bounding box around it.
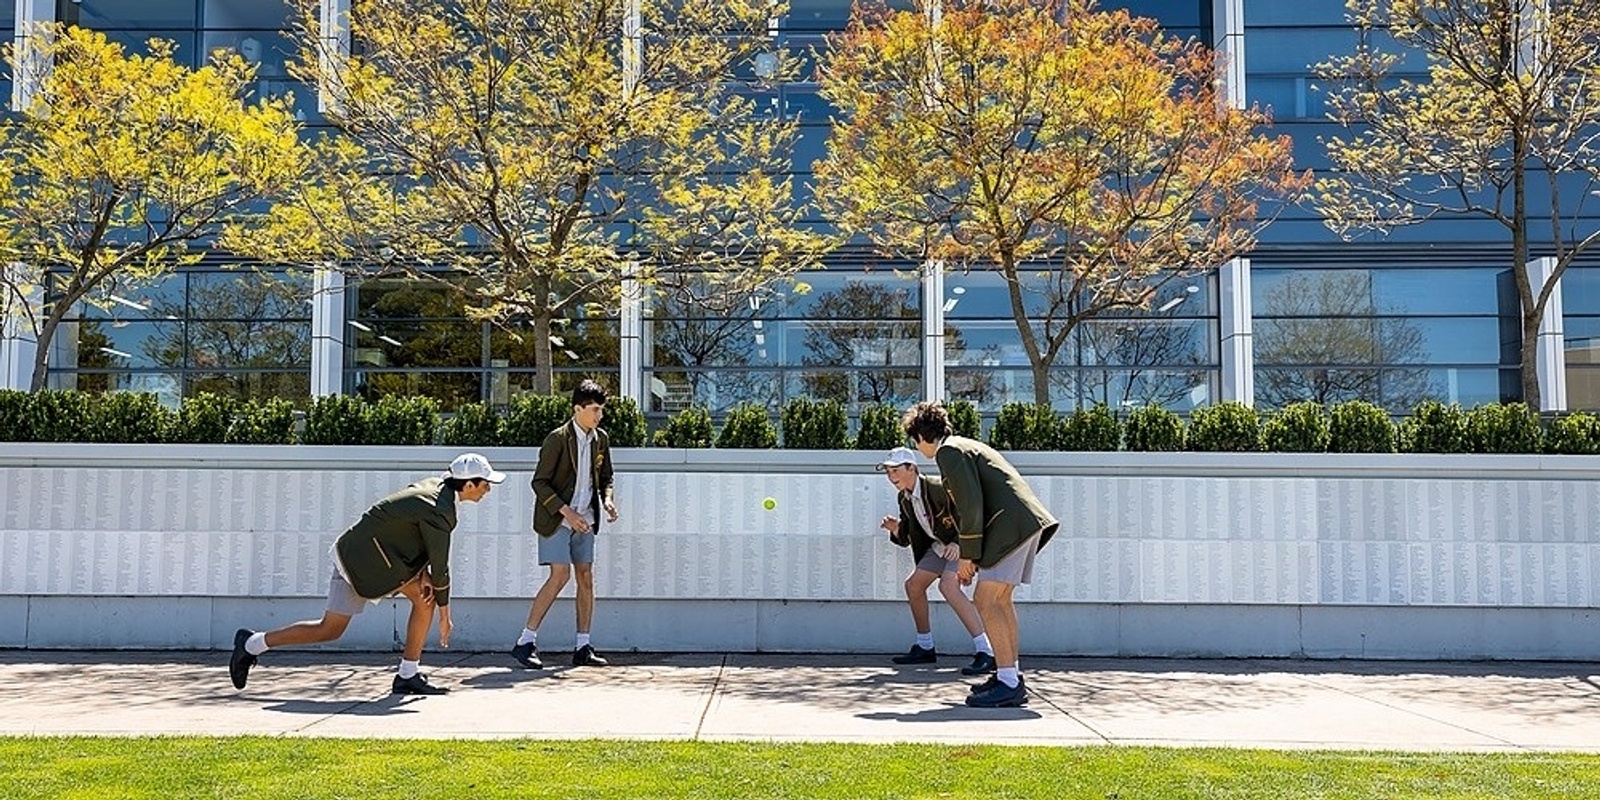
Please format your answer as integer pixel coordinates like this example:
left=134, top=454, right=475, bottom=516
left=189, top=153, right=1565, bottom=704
left=27, top=306, right=69, bottom=393
left=1512, top=132, right=1540, bottom=409
left=531, top=311, right=554, bottom=395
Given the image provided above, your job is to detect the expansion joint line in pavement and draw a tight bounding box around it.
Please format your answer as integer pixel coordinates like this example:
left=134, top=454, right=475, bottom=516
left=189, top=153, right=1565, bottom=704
left=1289, top=673, right=1521, bottom=749
left=693, top=655, right=729, bottom=740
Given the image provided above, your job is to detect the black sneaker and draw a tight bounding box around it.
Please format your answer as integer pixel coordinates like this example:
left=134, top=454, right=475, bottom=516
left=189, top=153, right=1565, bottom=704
left=969, top=674, right=1000, bottom=694
left=891, top=644, right=937, bottom=665
left=511, top=641, right=543, bottom=669
left=229, top=628, right=257, bottom=690
left=572, top=644, right=609, bottom=667
left=966, top=675, right=1027, bottom=708
left=961, top=652, right=998, bottom=676
left=392, top=673, right=449, bottom=695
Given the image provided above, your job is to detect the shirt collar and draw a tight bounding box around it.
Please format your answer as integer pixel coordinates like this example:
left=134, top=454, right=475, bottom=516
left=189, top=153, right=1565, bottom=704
left=571, top=419, right=596, bottom=443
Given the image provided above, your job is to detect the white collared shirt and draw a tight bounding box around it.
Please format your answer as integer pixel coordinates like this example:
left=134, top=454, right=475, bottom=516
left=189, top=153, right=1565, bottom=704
left=571, top=419, right=597, bottom=517
left=908, top=479, right=935, bottom=538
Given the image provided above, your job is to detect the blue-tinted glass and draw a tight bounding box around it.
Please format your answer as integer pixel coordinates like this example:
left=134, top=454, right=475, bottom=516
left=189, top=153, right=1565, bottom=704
left=1245, top=28, right=1362, bottom=74
left=791, top=319, right=919, bottom=367
left=1076, top=368, right=1215, bottom=411
left=1372, top=268, right=1513, bottom=315
left=1253, top=269, right=1374, bottom=316
left=945, top=321, right=1033, bottom=367
left=76, top=319, right=184, bottom=369
left=784, top=368, right=919, bottom=407
left=1256, top=317, right=1380, bottom=365
left=1379, top=317, right=1504, bottom=365
left=1244, top=0, right=1350, bottom=27
left=189, top=318, right=310, bottom=369
left=1381, top=367, right=1508, bottom=408
left=188, top=270, right=310, bottom=319
left=1080, top=320, right=1216, bottom=367
left=651, top=319, right=772, bottom=368
left=645, top=368, right=781, bottom=415
left=99, top=30, right=202, bottom=66
left=1112, top=0, right=1207, bottom=28
left=1255, top=367, right=1381, bottom=408
left=1560, top=268, right=1600, bottom=315
left=203, top=0, right=293, bottom=29
left=773, top=270, right=920, bottom=317
left=784, top=0, right=917, bottom=31
left=946, top=368, right=1038, bottom=412
left=70, top=0, right=197, bottom=28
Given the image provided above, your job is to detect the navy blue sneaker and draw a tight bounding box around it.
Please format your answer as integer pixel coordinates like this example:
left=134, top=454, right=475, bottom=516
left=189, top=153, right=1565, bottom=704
left=961, top=652, right=997, bottom=676
left=229, top=628, right=257, bottom=690
left=511, top=641, right=543, bottom=669
left=891, top=645, right=937, bottom=665
left=966, top=675, right=1027, bottom=708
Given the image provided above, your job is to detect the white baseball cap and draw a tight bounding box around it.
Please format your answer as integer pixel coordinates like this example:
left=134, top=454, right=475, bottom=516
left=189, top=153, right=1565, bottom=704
left=445, top=452, right=506, bottom=483
left=875, top=446, right=918, bottom=471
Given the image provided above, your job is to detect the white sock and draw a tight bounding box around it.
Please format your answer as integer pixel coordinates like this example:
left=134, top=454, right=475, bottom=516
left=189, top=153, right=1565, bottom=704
left=915, top=632, right=934, bottom=650
left=245, top=632, right=269, bottom=656
left=972, top=633, right=992, bottom=655
left=517, top=628, right=537, bottom=646
left=398, top=658, right=420, bottom=679
left=997, top=667, right=1019, bottom=688
left=576, top=632, right=591, bottom=649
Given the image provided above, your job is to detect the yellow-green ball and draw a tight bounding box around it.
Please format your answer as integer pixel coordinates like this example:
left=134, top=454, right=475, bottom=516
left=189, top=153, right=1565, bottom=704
left=762, top=497, right=777, bottom=510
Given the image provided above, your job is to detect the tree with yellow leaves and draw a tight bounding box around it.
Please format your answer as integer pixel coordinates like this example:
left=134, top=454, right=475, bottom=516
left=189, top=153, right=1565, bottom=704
left=0, top=26, right=305, bottom=392
left=816, top=0, right=1306, bottom=407
left=242, top=0, right=825, bottom=395
left=1315, top=0, right=1600, bottom=409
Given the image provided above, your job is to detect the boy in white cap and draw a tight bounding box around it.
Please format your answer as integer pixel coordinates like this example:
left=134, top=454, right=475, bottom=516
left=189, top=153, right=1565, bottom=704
left=877, top=446, right=996, bottom=676
left=229, top=452, right=506, bottom=695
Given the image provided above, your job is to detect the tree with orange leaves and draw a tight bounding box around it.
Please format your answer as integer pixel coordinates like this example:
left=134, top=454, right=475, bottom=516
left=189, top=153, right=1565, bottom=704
left=816, top=0, right=1307, bottom=407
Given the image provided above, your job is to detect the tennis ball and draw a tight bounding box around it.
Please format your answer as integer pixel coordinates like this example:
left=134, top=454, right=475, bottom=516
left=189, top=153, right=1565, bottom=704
left=762, top=496, right=777, bottom=510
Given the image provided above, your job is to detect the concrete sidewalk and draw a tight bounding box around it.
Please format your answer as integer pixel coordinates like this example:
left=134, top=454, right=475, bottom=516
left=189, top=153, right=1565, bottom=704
left=1, top=650, right=1598, bottom=751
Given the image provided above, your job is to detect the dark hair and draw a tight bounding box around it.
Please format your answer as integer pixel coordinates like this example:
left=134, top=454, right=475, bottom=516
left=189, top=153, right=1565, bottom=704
left=444, top=477, right=483, bottom=493
left=902, top=401, right=953, bottom=445
left=572, top=379, right=607, bottom=409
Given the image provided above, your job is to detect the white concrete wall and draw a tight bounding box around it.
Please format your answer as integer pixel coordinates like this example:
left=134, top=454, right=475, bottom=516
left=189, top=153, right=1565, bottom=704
left=3, top=445, right=1599, bottom=658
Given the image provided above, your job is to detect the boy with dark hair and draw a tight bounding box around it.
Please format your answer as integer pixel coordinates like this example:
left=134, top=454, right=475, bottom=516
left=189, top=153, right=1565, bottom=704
left=512, top=379, right=620, bottom=669
left=903, top=401, right=1059, bottom=708
left=876, top=446, right=996, bottom=675
left=229, top=453, right=506, bottom=695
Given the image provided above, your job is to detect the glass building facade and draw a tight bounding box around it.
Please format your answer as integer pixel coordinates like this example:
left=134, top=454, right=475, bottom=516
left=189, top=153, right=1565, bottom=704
left=12, top=0, right=1600, bottom=422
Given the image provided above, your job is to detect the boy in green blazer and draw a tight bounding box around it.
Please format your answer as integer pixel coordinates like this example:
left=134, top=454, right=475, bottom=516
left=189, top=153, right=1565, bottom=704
left=512, top=379, right=619, bottom=669
left=903, top=401, right=1059, bottom=708
left=229, top=453, right=506, bottom=695
left=876, top=446, right=995, bottom=675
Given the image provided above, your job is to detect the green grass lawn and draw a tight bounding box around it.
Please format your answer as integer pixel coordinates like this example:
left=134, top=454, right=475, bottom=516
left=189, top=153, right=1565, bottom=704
left=1, top=738, right=1596, bottom=799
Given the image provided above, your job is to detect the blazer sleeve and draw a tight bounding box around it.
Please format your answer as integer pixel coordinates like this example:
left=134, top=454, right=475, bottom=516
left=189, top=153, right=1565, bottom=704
left=531, top=427, right=568, bottom=515
left=421, top=513, right=454, bottom=607
left=598, top=430, right=615, bottom=504
left=935, top=444, right=986, bottom=561
left=890, top=494, right=912, bottom=548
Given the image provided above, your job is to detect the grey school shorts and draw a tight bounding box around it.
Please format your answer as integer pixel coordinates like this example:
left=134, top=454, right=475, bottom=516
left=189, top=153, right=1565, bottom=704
left=914, top=548, right=958, bottom=575
left=977, top=531, right=1043, bottom=586
left=326, top=565, right=372, bottom=616
left=538, top=521, right=597, bottom=565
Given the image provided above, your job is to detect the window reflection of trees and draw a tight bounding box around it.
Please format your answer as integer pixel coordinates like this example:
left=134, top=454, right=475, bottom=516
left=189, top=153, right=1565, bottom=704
left=1255, top=271, right=1429, bottom=408
left=145, top=272, right=310, bottom=371
left=1077, top=319, right=1210, bottom=409
left=351, top=275, right=618, bottom=409
left=799, top=281, right=919, bottom=405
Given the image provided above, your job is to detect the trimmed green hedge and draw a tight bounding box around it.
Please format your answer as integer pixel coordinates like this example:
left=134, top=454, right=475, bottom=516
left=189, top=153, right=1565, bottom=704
left=6, top=390, right=1600, bottom=454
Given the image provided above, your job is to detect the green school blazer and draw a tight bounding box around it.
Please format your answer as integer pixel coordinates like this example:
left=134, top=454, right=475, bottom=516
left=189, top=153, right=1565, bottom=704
left=934, top=436, right=1059, bottom=568
left=333, top=477, right=458, bottom=605
left=531, top=421, right=615, bottom=537
left=893, top=474, right=960, bottom=565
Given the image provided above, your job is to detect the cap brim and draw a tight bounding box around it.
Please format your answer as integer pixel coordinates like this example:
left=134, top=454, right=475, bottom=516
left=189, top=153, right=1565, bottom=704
left=486, top=470, right=507, bottom=484
left=875, top=461, right=913, bottom=471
